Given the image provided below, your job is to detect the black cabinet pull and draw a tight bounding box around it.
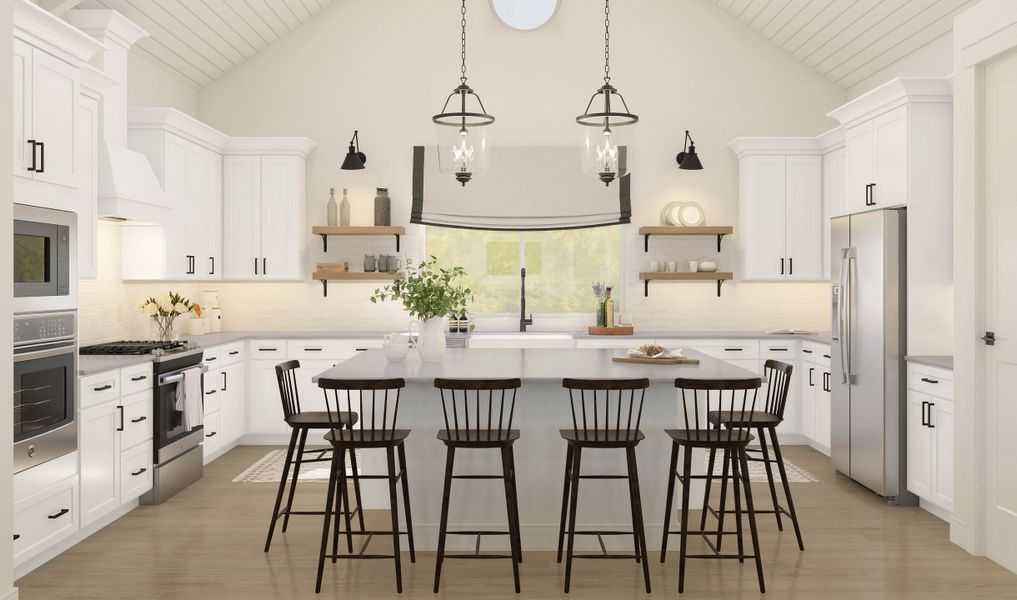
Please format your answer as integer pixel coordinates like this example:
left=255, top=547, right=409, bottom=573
left=808, top=367, right=815, bottom=386
left=131, top=416, right=147, bottom=423
left=920, top=377, right=939, bottom=384
left=823, top=354, right=831, bottom=359
left=921, top=401, right=928, bottom=426
left=130, top=375, right=147, bottom=382
left=47, top=508, right=69, bottom=520
left=206, top=431, right=217, bottom=438
left=254, top=258, right=259, bottom=275
left=304, top=348, right=323, bottom=352
left=209, top=256, right=215, bottom=275
left=93, top=384, right=113, bottom=392
left=723, top=348, right=743, bottom=352
left=26, top=140, right=36, bottom=171
left=228, top=350, right=239, bottom=356
left=789, top=257, right=793, bottom=275
left=823, top=372, right=831, bottom=392
left=258, top=347, right=278, bottom=352
left=928, top=403, right=936, bottom=428
left=769, top=347, right=788, bottom=352
left=131, top=468, right=147, bottom=476
left=869, top=183, right=876, bottom=205
left=221, top=371, right=227, bottom=392
left=116, top=406, right=124, bottom=431
left=206, top=356, right=217, bottom=362
left=13, top=534, right=20, bottom=541
left=780, top=258, right=785, bottom=275
left=205, top=390, right=217, bottom=396
left=355, top=348, right=368, bottom=352
left=262, top=257, right=267, bottom=275
left=37, top=141, right=44, bottom=173
left=802, top=349, right=813, bottom=354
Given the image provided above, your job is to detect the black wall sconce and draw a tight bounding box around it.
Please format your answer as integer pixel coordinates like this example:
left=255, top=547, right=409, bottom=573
left=341, top=130, right=367, bottom=170
left=676, top=130, right=703, bottom=170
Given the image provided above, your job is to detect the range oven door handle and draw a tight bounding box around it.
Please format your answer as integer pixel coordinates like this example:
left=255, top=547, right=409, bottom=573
left=158, top=364, right=209, bottom=386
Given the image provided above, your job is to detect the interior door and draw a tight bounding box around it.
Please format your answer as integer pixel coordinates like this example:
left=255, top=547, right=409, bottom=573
left=13, top=39, right=32, bottom=179
left=785, top=155, right=824, bottom=279
left=30, top=48, right=78, bottom=188
left=222, top=155, right=262, bottom=279
left=982, top=50, right=1017, bottom=571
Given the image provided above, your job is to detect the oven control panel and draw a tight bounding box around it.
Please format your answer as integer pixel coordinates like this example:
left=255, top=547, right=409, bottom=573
left=14, top=311, right=76, bottom=346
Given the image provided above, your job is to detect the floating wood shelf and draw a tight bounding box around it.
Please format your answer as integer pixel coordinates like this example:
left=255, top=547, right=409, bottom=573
left=312, top=270, right=402, bottom=297
left=311, top=226, right=406, bottom=252
left=638, top=226, right=734, bottom=252
left=639, top=271, right=734, bottom=297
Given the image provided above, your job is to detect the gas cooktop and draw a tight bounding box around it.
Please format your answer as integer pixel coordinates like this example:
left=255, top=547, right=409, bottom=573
left=80, top=340, right=191, bottom=356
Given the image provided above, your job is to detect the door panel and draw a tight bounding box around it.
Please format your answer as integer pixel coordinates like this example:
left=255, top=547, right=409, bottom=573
left=185, top=144, right=210, bottom=279
left=13, top=39, right=32, bottom=179
left=79, top=402, right=120, bottom=526
left=163, top=135, right=189, bottom=279
left=907, top=391, right=932, bottom=499
left=207, top=152, right=223, bottom=279
left=785, top=155, right=824, bottom=279
left=259, top=156, right=302, bottom=280
left=30, top=48, right=78, bottom=188
left=223, top=155, right=262, bottom=279
left=740, top=155, right=786, bottom=279
left=931, top=400, right=954, bottom=511
left=844, top=123, right=874, bottom=214
left=873, top=107, right=908, bottom=207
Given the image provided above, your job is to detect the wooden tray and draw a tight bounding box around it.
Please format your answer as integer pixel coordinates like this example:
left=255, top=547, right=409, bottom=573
left=613, top=356, right=700, bottom=365
left=588, top=326, right=634, bottom=336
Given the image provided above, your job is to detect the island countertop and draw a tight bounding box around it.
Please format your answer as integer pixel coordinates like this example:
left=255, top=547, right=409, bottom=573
left=312, top=347, right=758, bottom=384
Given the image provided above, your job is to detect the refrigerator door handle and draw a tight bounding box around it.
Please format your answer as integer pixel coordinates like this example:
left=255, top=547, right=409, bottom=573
left=838, top=248, right=851, bottom=384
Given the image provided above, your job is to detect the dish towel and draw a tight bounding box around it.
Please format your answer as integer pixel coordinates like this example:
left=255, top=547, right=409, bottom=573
left=175, top=367, right=205, bottom=431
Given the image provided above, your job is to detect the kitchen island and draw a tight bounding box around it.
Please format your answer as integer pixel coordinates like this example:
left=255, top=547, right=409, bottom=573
left=312, top=347, right=758, bottom=551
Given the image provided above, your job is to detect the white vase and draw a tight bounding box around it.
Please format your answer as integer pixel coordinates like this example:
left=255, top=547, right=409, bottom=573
left=416, top=317, right=447, bottom=362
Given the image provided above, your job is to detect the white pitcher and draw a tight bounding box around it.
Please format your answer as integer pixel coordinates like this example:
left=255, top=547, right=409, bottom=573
left=413, top=317, right=447, bottom=362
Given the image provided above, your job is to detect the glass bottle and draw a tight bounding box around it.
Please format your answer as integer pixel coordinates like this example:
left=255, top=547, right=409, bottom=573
left=604, top=287, right=615, bottom=328
left=340, top=188, right=351, bottom=226
left=326, top=187, right=338, bottom=226
left=374, top=188, right=391, bottom=226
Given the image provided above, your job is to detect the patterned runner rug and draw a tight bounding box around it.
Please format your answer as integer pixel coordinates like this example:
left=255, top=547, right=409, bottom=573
left=233, top=448, right=357, bottom=483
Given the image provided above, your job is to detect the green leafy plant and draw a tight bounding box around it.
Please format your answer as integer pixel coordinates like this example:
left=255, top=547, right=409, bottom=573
left=370, top=256, right=473, bottom=321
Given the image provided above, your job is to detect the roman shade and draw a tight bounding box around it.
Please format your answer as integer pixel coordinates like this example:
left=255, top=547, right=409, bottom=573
left=411, top=146, right=631, bottom=231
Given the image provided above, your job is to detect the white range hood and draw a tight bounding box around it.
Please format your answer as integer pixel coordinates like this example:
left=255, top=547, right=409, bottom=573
left=68, top=9, right=169, bottom=223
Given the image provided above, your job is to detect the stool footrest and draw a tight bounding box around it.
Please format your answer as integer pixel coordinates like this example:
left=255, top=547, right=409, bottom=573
left=332, top=529, right=410, bottom=536
left=451, top=474, right=505, bottom=480
left=443, top=554, right=515, bottom=560
left=578, top=474, right=631, bottom=480
left=570, top=553, right=640, bottom=560
left=445, top=530, right=511, bottom=536
left=684, top=554, right=757, bottom=560
left=325, top=553, right=396, bottom=560
left=568, top=530, right=636, bottom=536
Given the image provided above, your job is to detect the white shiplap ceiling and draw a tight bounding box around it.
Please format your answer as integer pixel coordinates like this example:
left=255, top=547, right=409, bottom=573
left=707, top=0, right=975, bottom=88
left=79, top=0, right=337, bottom=87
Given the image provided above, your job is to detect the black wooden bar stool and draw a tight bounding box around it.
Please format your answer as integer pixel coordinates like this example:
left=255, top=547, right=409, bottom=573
left=264, top=360, right=364, bottom=553
left=314, top=377, right=416, bottom=594
left=432, top=378, right=523, bottom=594
left=556, top=377, right=652, bottom=594
left=701, top=360, right=804, bottom=551
left=660, top=375, right=765, bottom=594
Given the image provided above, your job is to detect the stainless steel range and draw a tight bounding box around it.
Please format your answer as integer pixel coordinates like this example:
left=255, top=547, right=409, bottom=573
left=81, top=341, right=207, bottom=504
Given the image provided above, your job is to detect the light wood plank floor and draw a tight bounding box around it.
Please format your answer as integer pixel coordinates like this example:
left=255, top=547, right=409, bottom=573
left=16, top=445, right=1017, bottom=599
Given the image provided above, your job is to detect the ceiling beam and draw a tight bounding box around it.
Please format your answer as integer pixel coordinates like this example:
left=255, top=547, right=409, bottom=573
left=38, top=0, right=85, bottom=16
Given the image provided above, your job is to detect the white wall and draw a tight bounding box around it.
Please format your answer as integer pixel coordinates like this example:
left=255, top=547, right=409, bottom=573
left=848, top=32, right=954, bottom=99
left=126, top=51, right=198, bottom=116
left=84, top=0, right=848, bottom=338
left=2, top=3, right=17, bottom=598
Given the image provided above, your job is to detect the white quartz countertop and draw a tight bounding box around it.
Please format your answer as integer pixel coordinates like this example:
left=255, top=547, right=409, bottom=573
left=311, top=348, right=759, bottom=384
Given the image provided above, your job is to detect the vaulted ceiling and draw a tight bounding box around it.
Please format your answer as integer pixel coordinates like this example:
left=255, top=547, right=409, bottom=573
left=709, top=0, right=975, bottom=88
left=79, top=0, right=337, bottom=87
left=73, top=0, right=973, bottom=90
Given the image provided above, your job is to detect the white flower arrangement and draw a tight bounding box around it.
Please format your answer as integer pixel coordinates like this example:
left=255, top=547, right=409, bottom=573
left=139, top=291, right=196, bottom=341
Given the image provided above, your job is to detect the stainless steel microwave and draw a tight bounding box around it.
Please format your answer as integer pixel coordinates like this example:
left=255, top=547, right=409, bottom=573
left=13, top=204, right=76, bottom=314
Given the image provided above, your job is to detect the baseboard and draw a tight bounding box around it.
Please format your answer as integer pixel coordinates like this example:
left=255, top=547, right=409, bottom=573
left=920, top=498, right=954, bottom=523
left=1, top=587, right=19, bottom=600
left=14, top=500, right=138, bottom=581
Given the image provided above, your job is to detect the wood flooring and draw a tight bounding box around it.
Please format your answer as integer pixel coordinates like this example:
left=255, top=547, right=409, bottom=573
left=16, top=445, right=1017, bottom=599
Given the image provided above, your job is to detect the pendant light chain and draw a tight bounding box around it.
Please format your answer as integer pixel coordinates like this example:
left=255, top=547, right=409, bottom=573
left=460, top=0, right=468, bottom=84
left=603, top=0, right=611, bottom=84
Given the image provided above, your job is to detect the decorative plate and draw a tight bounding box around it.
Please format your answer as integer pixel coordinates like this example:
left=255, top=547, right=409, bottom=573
left=662, top=201, right=684, bottom=226
left=677, top=201, right=705, bottom=226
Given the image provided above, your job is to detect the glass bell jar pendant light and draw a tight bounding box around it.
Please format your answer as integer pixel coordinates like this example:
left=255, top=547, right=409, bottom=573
left=433, top=0, right=495, bottom=186
left=577, top=0, right=638, bottom=186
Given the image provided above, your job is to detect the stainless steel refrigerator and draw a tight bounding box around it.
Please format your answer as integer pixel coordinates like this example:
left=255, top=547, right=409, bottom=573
left=830, top=208, right=915, bottom=504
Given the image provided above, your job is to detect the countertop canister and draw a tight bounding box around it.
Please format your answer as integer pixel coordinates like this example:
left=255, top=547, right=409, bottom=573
left=374, top=188, right=391, bottom=226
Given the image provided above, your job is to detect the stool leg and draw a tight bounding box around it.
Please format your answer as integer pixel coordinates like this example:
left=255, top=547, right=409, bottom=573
left=506, top=445, right=523, bottom=564
left=433, top=446, right=455, bottom=593
left=715, top=447, right=732, bottom=551
left=624, top=449, right=641, bottom=564
left=332, top=448, right=352, bottom=560
left=282, top=428, right=309, bottom=533
left=626, top=447, right=652, bottom=594
left=757, top=426, right=783, bottom=531
left=501, top=447, right=521, bottom=593
left=397, top=442, right=416, bottom=563
left=314, top=448, right=340, bottom=594
left=563, top=446, right=582, bottom=593
left=385, top=447, right=403, bottom=593
left=556, top=444, right=574, bottom=564
left=769, top=427, right=805, bottom=551
left=264, top=428, right=298, bottom=552
left=739, top=448, right=766, bottom=593
left=677, top=445, right=693, bottom=594
left=731, top=448, right=745, bottom=563
left=348, top=442, right=366, bottom=532
left=660, top=441, right=679, bottom=563
left=700, top=424, right=722, bottom=532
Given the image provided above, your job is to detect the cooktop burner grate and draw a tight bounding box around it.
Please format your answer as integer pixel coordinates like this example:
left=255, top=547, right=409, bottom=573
left=80, top=340, right=189, bottom=356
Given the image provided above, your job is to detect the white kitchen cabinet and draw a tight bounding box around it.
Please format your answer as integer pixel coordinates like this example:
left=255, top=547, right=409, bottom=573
left=730, top=139, right=825, bottom=281
left=78, top=401, right=120, bottom=527
left=202, top=411, right=221, bottom=462
left=821, top=142, right=845, bottom=277
left=201, top=345, right=246, bottom=464
left=223, top=154, right=305, bottom=280
left=219, top=361, right=246, bottom=447
left=249, top=359, right=290, bottom=436
left=76, top=89, right=99, bottom=279
left=829, top=78, right=952, bottom=214
left=799, top=343, right=832, bottom=454
left=13, top=38, right=33, bottom=180
left=906, top=363, right=954, bottom=514
left=13, top=474, right=78, bottom=568
left=120, top=441, right=153, bottom=505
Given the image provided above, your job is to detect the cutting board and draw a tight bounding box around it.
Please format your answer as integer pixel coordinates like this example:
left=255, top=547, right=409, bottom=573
left=588, top=326, right=634, bottom=335
left=612, top=356, right=700, bottom=365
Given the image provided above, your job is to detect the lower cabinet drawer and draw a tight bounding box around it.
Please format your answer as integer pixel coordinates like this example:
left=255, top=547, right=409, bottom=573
left=80, top=371, right=119, bottom=410
left=120, top=391, right=153, bottom=451
left=13, top=475, right=78, bottom=566
left=120, top=362, right=153, bottom=397
left=203, top=379, right=221, bottom=415
left=689, top=342, right=760, bottom=360
left=203, top=411, right=221, bottom=463
left=120, top=441, right=153, bottom=504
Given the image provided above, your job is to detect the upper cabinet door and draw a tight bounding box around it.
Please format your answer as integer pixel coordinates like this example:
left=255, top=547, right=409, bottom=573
left=184, top=143, right=210, bottom=279
left=222, top=155, right=262, bottom=280
left=872, top=106, right=908, bottom=208
left=822, top=147, right=845, bottom=279
left=844, top=122, right=875, bottom=215
left=30, top=48, right=79, bottom=188
left=13, top=39, right=33, bottom=180
left=739, top=155, right=787, bottom=280
left=785, top=155, right=824, bottom=280
left=259, top=156, right=304, bottom=280
left=207, top=152, right=223, bottom=279
left=162, top=135, right=190, bottom=280
left=77, top=93, right=99, bottom=280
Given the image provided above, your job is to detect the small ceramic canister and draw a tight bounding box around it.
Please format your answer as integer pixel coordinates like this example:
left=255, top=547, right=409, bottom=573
left=364, top=254, right=377, bottom=272
left=666, top=261, right=678, bottom=273
left=650, top=261, right=660, bottom=273
left=377, top=255, right=388, bottom=272
left=689, top=260, right=699, bottom=273
left=387, top=256, right=400, bottom=271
